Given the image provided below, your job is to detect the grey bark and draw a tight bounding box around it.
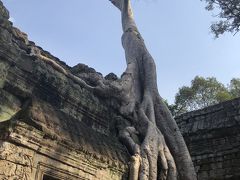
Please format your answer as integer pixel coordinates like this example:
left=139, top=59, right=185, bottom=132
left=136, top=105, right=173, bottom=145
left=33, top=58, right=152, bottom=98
left=109, top=0, right=197, bottom=179
left=29, top=0, right=197, bottom=179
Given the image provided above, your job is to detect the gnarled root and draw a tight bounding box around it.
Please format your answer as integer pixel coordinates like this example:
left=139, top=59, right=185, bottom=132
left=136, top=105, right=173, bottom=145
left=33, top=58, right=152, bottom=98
left=129, top=154, right=141, bottom=180
left=119, top=105, right=177, bottom=180
left=138, top=106, right=177, bottom=180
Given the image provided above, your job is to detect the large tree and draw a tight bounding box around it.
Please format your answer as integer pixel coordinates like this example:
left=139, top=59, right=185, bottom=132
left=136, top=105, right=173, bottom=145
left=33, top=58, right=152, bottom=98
left=169, top=76, right=240, bottom=116
left=32, top=0, right=197, bottom=179
left=174, top=76, right=231, bottom=115
left=103, top=0, right=196, bottom=179
left=202, top=0, right=240, bottom=37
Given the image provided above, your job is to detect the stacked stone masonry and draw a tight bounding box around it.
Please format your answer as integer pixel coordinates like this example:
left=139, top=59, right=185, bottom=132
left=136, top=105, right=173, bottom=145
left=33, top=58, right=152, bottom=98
left=0, top=1, right=128, bottom=179
left=176, top=98, right=240, bottom=180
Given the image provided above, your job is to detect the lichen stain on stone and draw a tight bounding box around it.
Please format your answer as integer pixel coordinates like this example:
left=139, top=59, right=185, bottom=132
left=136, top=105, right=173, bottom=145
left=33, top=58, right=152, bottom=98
left=0, top=90, right=21, bottom=122
left=0, top=61, right=9, bottom=89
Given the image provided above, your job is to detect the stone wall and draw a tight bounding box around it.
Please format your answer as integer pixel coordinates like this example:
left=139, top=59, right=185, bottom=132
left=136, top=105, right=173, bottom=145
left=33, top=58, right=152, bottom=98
left=176, top=98, right=240, bottom=180
left=0, top=1, right=128, bottom=179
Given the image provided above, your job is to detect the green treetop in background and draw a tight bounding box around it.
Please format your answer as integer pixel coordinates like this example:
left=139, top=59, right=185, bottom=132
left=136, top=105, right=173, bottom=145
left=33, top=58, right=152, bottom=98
left=167, top=76, right=240, bottom=116
left=229, top=78, right=240, bottom=97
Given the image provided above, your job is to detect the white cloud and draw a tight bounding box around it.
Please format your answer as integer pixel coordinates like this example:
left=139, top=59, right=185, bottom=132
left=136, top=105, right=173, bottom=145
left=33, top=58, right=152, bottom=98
left=9, top=17, right=15, bottom=23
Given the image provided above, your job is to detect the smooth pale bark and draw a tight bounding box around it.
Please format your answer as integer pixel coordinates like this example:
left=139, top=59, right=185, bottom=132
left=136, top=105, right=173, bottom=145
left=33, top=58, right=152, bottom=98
left=30, top=0, right=197, bottom=179
left=110, top=0, right=197, bottom=179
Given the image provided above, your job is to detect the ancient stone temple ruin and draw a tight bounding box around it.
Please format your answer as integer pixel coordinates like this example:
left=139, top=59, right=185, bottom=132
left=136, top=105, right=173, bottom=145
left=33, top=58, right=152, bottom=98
left=0, top=1, right=239, bottom=180
left=176, top=99, right=240, bottom=180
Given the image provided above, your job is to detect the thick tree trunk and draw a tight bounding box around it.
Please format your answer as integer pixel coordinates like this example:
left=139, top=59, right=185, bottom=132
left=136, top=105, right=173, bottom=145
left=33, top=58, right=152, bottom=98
left=29, top=0, right=197, bottom=179
left=110, top=0, right=197, bottom=179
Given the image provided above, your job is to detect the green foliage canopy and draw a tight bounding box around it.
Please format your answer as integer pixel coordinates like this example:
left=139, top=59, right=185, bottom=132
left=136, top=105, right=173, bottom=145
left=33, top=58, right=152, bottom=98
left=167, top=76, right=240, bottom=116
left=202, top=0, right=240, bottom=37
left=229, top=78, right=240, bottom=97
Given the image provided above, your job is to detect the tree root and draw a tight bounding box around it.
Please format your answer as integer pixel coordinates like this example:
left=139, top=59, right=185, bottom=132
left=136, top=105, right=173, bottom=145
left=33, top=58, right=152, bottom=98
left=110, top=0, right=197, bottom=179
left=28, top=1, right=197, bottom=179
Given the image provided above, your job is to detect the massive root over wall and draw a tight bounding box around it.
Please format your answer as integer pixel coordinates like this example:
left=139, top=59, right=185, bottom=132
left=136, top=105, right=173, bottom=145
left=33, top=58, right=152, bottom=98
left=107, top=0, right=197, bottom=179
left=30, top=0, right=197, bottom=179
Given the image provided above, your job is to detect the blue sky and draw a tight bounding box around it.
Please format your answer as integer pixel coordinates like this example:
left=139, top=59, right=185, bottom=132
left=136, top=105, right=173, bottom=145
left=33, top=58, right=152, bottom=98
left=2, top=0, right=240, bottom=103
